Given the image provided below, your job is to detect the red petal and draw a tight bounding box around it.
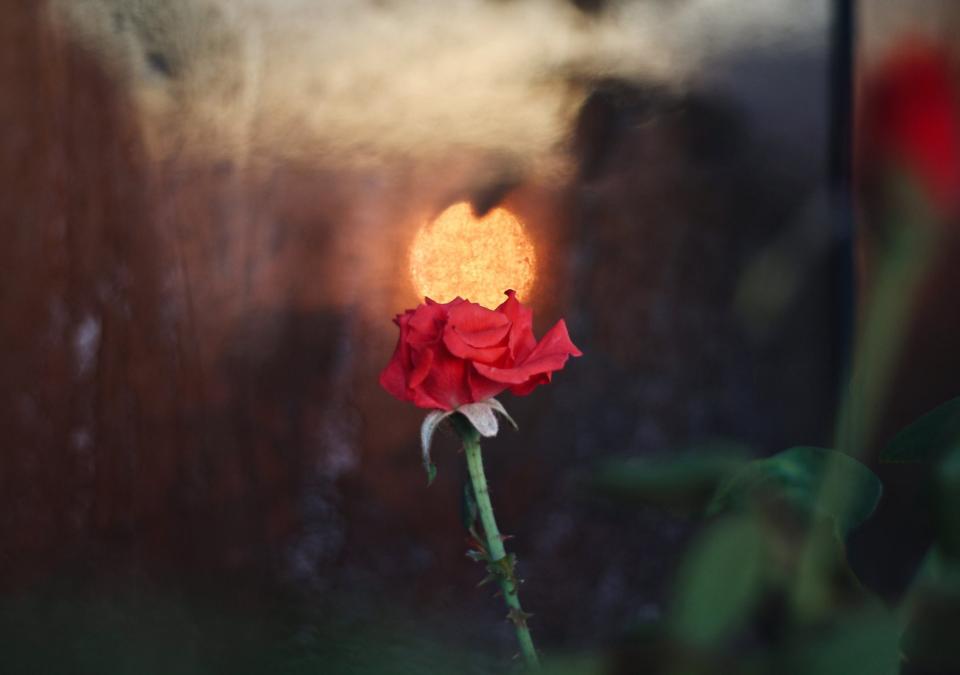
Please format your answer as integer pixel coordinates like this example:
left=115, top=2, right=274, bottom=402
left=468, top=364, right=510, bottom=402
left=407, top=302, right=448, bottom=342
left=447, top=301, right=511, bottom=346
left=416, top=347, right=472, bottom=410
left=473, top=319, right=582, bottom=389
left=379, top=346, right=412, bottom=402
left=441, top=299, right=511, bottom=364
left=859, top=40, right=960, bottom=216
left=443, top=329, right=509, bottom=363
left=408, top=345, right=434, bottom=388
left=496, top=290, right=536, bottom=362
left=379, top=318, right=416, bottom=403
left=510, top=372, right=550, bottom=396
left=527, top=318, right=583, bottom=359
left=409, top=386, right=448, bottom=411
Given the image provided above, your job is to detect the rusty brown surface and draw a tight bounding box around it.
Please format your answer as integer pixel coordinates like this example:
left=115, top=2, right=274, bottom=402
left=0, top=0, right=873, bottom=651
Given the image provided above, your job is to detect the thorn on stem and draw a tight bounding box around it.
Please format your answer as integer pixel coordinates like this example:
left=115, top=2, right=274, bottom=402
left=507, top=608, right=533, bottom=627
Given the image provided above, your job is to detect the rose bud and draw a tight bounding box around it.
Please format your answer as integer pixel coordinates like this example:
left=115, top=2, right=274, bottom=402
left=857, top=39, right=960, bottom=221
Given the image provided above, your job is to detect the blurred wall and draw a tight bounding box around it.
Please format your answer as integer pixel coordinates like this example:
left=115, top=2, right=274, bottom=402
left=1, top=0, right=842, bottom=649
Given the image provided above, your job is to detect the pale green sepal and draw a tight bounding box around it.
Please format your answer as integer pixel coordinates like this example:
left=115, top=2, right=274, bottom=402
left=419, top=398, right=518, bottom=484
left=486, top=397, right=518, bottom=431
left=457, top=402, right=501, bottom=437
left=421, top=409, right=454, bottom=485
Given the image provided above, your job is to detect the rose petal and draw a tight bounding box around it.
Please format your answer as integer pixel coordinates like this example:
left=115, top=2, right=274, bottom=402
left=443, top=326, right=509, bottom=364
left=407, top=301, right=448, bottom=341
left=380, top=294, right=581, bottom=410
left=509, top=372, right=550, bottom=396
left=392, top=308, right=413, bottom=327
left=409, top=386, right=448, bottom=411
left=417, top=347, right=471, bottom=410
left=496, top=290, right=536, bottom=362
left=408, top=345, right=434, bottom=388
left=379, top=342, right=412, bottom=402
left=379, top=311, right=414, bottom=399
left=860, top=41, right=960, bottom=217
left=473, top=354, right=566, bottom=386
left=467, top=363, right=509, bottom=402
left=447, top=301, right=511, bottom=347
left=442, top=300, right=512, bottom=364
left=473, top=319, right=581, bottom=388
left=527, top=318, right=583, bottom=359
left=443, top=335, right=509, bottom=364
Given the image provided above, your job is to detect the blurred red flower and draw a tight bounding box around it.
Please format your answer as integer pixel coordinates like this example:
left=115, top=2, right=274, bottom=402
left=858, top=39, right=960, bottom=218
left=380, top=291, right=582, bottom=411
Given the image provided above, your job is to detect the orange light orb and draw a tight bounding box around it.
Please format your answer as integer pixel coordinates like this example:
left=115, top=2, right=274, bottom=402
left=409, top=202, right=536, bottom=309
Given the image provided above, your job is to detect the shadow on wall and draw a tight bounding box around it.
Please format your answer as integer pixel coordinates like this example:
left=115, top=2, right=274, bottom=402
left=0, top=2, right=350, bottom=590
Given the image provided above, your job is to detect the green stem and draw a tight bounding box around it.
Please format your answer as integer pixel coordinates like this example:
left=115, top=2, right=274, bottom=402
left=455, top=417, right=540, bottom=670
left=792, top=185, right=935, bottom=620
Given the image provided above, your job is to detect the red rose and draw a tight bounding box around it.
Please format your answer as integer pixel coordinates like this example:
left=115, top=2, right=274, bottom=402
left=380, top=291, right=583, bottom=411
left=858, top=39, right=960, bottom=218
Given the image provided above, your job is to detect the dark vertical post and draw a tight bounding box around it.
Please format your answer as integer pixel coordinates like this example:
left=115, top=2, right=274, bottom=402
left=828, top=0, right=857, bottom=399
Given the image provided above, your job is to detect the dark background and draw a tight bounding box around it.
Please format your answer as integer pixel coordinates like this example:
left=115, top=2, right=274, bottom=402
left=1, top=1, right=957, bottom=671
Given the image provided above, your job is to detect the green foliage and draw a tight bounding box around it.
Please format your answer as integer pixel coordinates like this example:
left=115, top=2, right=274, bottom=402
left=881, top=395, right=960, bottom=464
left=898, top=548, right=960, bottom=673
left=779, top=610, right=901, bottom=675
left=594, top=442, right=889, bottom=670
left=937, top=446, right=960, bottom=556
left=669, top=515, right=766, bottom=647
left=538, top=654, right=607, bottom=675
left=707, top=447, right=882, bottom=535
left=897, top=448, right=960, bottom=672
left=591, top=443, right=750, bottom=515
left=0, top=584, right=497, bottom=675
left=593, top=444, right=882, bottom=537
left=275, top=625, right=484, bottom=675
left=0, top=588, right=245, bottom=675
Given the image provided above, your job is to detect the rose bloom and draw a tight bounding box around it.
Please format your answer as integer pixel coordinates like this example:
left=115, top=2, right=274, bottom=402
left=380, top=291, right=582, bottom=411
left=858, top=39, right=960, bottom=218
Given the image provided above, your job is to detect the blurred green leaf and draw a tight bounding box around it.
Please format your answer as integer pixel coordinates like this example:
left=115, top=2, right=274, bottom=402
left=592, top=443, right=749, bottom=515
left=935, top=446, right=960, bottom=557
left=900, top=548, right=960, bottom=673
left=880, top=395, right=960, bottom=464
left=0, top=582, right=496, bottom=675
left=781, top=610, right=901, bottom=675
left=896, top=447, right=960, bottom=672
left=669, top=516, right=766, bottom=647
left=908, top=547, right=960, bottom=598
left=539, top=653, right=607, bottom=675
left=707, top=447, right=882, bottom=535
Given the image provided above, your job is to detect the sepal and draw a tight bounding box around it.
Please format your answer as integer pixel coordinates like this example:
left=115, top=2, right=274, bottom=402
left=419, top=397, right=517, bottom=485
left=421, top=409, right=454, bottom=485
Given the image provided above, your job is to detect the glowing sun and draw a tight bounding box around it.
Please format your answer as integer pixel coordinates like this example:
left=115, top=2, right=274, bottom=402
left=409, top=202, right=536, bottom=309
